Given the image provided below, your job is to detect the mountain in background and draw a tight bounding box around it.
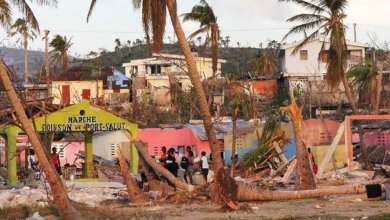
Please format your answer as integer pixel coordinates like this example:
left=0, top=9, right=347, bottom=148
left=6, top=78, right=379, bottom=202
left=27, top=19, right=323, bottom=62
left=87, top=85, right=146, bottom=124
left=0, top=44, right=264, bottom=80
left=0, top=47, right=46, bottom=79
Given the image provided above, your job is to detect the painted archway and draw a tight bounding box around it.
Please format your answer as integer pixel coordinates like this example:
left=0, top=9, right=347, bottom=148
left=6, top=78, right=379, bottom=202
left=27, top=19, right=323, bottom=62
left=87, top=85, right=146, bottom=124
left=1, top=101, right=138, bottom=186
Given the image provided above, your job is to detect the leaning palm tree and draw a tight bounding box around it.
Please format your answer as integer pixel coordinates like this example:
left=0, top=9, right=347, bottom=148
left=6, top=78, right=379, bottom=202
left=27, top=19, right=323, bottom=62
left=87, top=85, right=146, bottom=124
left=280, top=0, right=372, bottom=170
left=182, top=0, right=220, bottom=111
left=8, top=18, right=37, bottom=83
left=87, top=0, right=231, bottom=205
left=0, top=1, right=81, bottom=219
left=49, top=35, right=73, bottom=72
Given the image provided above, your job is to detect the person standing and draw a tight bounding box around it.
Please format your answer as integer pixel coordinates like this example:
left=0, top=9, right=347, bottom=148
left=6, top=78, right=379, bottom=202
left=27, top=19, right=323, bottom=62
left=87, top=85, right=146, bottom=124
left=27, top=149, right=38, bottom=184
left=160, top=146, right=167, bottom=168
left=183, top=150, right=194, bottom=185
left=166, top=148, right=179, bottom=177
left=200, top=151, right=209, bottom=183
left=51, top=147, right=61, bottom=175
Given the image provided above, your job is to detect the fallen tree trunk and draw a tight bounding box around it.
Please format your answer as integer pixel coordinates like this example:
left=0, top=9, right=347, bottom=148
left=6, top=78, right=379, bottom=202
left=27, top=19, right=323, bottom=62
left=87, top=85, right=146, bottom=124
left=236, top=184, right=366, bottom=201
left=133, top=141, right=194, bottom=192
left=117, top=149, right=149, bottom=203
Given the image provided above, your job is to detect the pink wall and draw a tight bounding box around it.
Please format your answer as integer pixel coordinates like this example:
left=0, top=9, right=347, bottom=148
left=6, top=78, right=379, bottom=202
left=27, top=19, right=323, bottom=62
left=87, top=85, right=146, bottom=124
left=52, top=141, right=85, bottom=167
left=352, top=130, right=390, bottom=149
left=139, top=128, right=198, bottom=156
left=139, top=128, right=224, bottom=158
left=304, top=119, right=345, bottom=146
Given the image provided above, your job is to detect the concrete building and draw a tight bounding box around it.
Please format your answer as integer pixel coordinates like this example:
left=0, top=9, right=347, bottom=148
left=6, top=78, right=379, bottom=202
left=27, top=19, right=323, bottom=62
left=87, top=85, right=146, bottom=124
left=279, top=37, right=368, bottom=89
left=52, top=80, right=103, bottom=105
left=279, top=37, right=368, bottom=114
left=51, top=66, right=130, bottom=106
left=123, top=53, right=226, bottom=106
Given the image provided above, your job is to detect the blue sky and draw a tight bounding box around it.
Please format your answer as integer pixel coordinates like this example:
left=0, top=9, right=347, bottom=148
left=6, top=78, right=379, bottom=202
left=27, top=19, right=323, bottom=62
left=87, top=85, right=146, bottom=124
left=1, top=0, right=389, bottom=57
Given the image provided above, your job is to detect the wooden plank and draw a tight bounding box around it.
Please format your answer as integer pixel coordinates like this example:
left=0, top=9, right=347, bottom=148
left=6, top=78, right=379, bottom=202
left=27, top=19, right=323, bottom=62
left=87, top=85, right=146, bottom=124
left=349, top=114, right=390, bottom=120
left=317, top=121, right=345, bottom=178
left=274, top=144, right=288, bottom=164
left=282, top=159, right=297, bottom=183
left=264, top=156, right=296, bottom=181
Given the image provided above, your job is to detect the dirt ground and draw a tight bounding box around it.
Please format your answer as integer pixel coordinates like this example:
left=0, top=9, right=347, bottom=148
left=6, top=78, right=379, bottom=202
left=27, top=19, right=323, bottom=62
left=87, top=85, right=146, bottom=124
left=1, top=198, right=389, bottom=219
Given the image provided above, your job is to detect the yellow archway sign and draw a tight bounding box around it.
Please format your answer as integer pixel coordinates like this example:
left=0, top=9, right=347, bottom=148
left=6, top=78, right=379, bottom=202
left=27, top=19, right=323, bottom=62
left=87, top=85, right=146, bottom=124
left=34, top=101, right=138, bottom=133
left=1, top=101, right=140, bottom=185
left=33, top=101, right=139, bottom=176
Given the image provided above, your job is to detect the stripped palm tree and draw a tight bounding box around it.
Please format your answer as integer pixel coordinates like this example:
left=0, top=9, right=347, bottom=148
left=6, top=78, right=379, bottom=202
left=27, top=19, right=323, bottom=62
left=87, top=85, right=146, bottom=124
left=8, top=18, right=37, bottom=82
left=182, top=0, right=220, bottom=111
left=88, top=0, right=166, bottom=53
left=0, top=0, right=81, bottom=219
left=49, top=34, right=73, bottom=72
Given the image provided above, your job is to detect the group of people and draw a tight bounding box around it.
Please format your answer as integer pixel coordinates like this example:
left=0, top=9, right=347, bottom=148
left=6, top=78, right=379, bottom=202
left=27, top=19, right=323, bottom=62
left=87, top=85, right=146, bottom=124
left=159, top=146, right=209, bottom=185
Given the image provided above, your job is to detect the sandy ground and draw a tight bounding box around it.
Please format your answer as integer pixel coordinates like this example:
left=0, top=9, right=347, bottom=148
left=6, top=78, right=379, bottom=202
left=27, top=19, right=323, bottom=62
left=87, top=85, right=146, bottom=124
left=75, top=197, right=390, bottom=220
left=1, top=185, right=390, bottom=219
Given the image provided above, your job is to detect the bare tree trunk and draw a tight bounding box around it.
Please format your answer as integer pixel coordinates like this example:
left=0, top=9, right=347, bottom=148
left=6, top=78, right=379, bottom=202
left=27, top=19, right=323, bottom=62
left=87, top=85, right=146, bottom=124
left=23, top=33, right=29, bottom=83
left=280, top=100, right=316, bottom=190
left=117, top=149, right=148, bottom=203
left=63, top=50, right=68, bottom=72
left=230, top=116, right=237, bottom=177
left=134, top=141, right=194, bottom=192
left=236, top=183, right=365, bottom=201
left=0, top=60, right=81, bottom=220
left=341, top=74, right=372, bottom=170
left=207, top=23, right=220, bottom=115
left=166, top=0, right=224, bottom=175
left=374, top=63, right=383, bottom=114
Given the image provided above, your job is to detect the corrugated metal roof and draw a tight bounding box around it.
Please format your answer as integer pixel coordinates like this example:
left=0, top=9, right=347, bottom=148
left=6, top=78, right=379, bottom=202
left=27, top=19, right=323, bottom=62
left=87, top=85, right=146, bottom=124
left=186, top=120, right=256, bottom=141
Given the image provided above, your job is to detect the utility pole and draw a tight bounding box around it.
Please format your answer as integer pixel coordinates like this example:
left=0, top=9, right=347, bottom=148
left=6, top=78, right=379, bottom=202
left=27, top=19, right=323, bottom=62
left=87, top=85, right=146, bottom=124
left=353, top=23, right=357, bottom=42
left=44, top=30, right=50, bottom=99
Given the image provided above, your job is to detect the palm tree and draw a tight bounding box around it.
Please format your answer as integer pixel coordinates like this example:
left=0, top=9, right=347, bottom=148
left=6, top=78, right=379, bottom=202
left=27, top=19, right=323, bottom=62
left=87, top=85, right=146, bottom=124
left=49, top=34, right=73, bottom=72
left=0, top=1, right=81, bottom=219
left=250, top=51, right=278, bottom=77
left=182, top=0, right=220, bottom=112
left=348, top=59, right=377, bottom=106
left=8, top=18, right=37, bottom=83
left=87, top=0, right=229, bottom=204
left=280, top=0, right=372, bottom=170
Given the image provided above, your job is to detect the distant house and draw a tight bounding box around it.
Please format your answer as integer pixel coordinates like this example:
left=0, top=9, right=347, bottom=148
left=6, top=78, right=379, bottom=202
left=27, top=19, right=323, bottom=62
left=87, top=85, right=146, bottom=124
left=51, top=66, right=130, bottom=105
left=279, top=37, right=368, bottom=87
left=123, top=53, right=226, bottom=106
left=279, top=37, right=368, bottom=112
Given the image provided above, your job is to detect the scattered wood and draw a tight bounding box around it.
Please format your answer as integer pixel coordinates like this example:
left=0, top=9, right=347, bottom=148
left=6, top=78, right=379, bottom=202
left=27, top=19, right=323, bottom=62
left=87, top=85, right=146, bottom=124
left=282, top=159, right=297, bottom=183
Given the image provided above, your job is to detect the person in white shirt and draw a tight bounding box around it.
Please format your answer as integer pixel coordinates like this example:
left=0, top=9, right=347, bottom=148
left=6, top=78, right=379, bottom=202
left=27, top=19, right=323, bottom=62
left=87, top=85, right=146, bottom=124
left=27, top=149, right=37, bottom=170
left=26, top=149, right=38, bottom=185
left=200, top=151, right=209, bottom=183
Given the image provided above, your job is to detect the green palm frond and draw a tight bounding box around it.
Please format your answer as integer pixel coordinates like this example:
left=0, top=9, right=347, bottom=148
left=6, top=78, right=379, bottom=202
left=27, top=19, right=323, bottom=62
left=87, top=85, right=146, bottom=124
left=279, top=0, right=326, bottom=13
left=88, top=0, right=167, bottom=53
left=347, top=59, right=376, bottom=93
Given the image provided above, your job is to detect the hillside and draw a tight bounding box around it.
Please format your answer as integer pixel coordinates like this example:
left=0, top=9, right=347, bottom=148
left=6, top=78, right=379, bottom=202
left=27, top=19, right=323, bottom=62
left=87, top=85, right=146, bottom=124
left=0, top=47, right=46, bottom=79
left=96, top=43, right=261, bottom=78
